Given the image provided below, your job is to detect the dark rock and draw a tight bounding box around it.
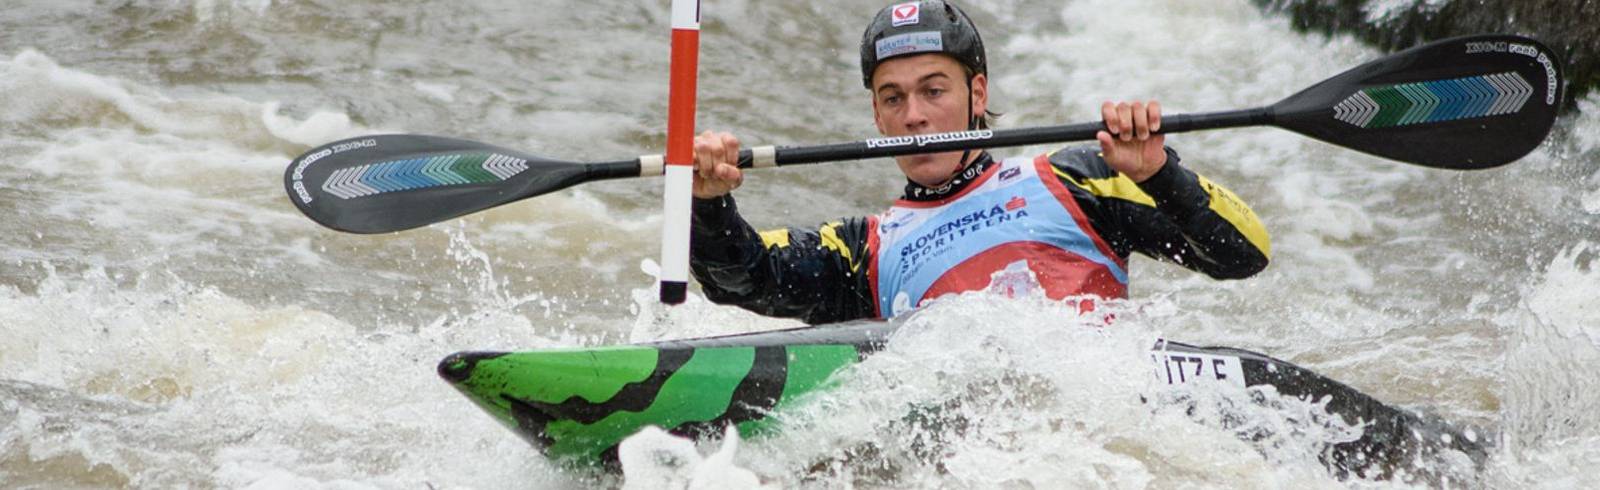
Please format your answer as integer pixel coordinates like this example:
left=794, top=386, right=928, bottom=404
left=1253, top=0, right=1599, bottom=111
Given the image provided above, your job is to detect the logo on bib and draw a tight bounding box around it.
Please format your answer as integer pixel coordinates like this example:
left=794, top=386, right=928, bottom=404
left=879, top=210, right=916, bottom=234
left=999, top=166, right=1021, bottom=182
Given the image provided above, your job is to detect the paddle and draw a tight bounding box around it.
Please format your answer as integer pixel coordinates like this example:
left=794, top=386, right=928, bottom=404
left=284, top=34, right=1564, bottom=234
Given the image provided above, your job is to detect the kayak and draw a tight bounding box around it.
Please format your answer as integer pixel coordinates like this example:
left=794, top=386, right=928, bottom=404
left=438, top=321, right=1486, bottom=477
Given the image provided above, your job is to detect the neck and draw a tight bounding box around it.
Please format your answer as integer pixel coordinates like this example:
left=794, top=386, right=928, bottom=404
left=903, top=151, right=994, bottom=201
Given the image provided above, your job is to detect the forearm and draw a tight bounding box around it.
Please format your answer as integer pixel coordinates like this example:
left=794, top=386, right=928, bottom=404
left=690, top=195, right=769, bottom=302
left=689, top=195, right=875, bottom=323
left=1133, top=155, right=1271, bottom=278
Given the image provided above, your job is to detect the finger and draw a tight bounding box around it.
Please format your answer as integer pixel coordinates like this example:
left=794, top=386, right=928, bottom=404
left=709, top=164, right=741, bottom=193
left=718, top=164, right=742, bottom=184
left=720, top=133, right=740, bottom=164
left=1117, top=102, right=1134, bottom=141
left=1132, top=101, right=1149, bottom=140
left=707, top=133, right=726, bottom=174
left=1148, top=100, right=1162, bottom=133
left=694, top=131, right=714, bottom=177
left=1096, top=130, right=1115, bottom=156
left=1101, top=101, right=1118, bottom=136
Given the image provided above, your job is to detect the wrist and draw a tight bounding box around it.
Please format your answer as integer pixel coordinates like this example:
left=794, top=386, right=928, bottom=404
left=1126, top=165, right=1161, bottom=183
left=693, top=187, right=733, bottom=200
left=1128, top=153, right=1168, bottom=183
left=1132, top=148, right=1187, bottom=199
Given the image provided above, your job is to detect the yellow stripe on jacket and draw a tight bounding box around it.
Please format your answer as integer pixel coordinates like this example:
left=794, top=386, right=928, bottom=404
left=1052, top=166, right=1270, bottom=259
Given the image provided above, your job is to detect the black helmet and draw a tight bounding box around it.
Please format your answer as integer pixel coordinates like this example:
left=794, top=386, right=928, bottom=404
left=859, top=1, right=986, bottom=89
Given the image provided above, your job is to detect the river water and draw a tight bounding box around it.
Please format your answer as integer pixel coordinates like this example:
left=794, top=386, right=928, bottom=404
left=2, top=0, right=1597, bottom=488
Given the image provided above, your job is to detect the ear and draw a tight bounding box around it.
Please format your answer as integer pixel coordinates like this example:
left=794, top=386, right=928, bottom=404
left=969, top=73, right=989, bottom=118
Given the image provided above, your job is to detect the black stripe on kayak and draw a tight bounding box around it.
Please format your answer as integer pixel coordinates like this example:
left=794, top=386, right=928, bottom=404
left=506, top=346, right=695, bottom=435
left=505, top=393, right=560, bottom=450
left=671, top=345, right=790, bottom=440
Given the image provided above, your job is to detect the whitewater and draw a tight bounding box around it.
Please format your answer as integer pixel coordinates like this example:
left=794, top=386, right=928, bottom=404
left=2, top=0, right=1597, bottom=488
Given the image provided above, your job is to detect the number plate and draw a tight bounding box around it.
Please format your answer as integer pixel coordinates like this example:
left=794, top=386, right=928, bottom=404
left=1151, top=351, right=1247, bottom=388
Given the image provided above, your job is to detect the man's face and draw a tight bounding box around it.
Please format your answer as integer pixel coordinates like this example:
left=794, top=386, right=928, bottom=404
left=870, top=53, right=988, bottom=188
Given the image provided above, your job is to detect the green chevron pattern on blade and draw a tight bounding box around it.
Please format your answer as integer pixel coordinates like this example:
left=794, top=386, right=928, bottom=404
left=454, top=347, right=659, bottom=427
left=738, top=344, right=862, bottom=436
left=451, top=153, right=497, bottom=183
left=423, top=154, right=467, bottom=184
left=1405, top=83, right=1437, bottom=124
left=545, top=347, right=757, bottom=461
left=1367, top=86, right=1407, bottom=128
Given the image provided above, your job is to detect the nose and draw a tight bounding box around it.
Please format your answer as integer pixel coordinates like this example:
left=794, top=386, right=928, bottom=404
left=902, top=97, right=931, bottom=132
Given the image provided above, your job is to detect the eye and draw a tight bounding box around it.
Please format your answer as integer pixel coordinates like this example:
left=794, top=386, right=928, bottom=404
left=927, top=87, right=945, bottom=98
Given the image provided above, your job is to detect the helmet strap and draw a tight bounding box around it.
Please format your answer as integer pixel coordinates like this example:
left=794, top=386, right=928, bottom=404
left=956, top=72, right=978, bottom=170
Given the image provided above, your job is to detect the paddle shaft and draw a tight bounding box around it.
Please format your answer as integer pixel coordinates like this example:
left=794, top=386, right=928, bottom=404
left=584, top=107, right=1273, bottom=181
left=754, top=107, right=1273, bottom=167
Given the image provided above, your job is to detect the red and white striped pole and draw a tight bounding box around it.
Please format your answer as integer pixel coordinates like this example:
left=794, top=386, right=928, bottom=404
left=659, top=0, right=700, bottom=304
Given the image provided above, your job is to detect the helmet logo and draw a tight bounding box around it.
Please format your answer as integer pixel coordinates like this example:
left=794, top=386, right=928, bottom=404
left=876, top=32, right=944, bottom=60
left=891, top=2, right=920, bottom=26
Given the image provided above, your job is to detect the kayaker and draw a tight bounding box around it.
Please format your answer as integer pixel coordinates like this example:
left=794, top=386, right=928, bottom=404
left=689, top=0, right=1270, bottom=323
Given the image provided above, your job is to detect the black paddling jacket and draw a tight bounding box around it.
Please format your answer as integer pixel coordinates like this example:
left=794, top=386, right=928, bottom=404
left=689, top=146, right=1270, bottom=324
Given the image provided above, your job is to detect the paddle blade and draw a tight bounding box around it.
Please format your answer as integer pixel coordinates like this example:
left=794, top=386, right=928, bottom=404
left=284, top=134, right=590, bottom=233
left=1271, top=34, right=1564, bottom=169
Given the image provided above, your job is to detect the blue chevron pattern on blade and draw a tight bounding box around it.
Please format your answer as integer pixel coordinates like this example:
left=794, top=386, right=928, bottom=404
left=1334, top=72, right=1533, bottom=129
left=1459, top=78, right=1483, bottom=117
left=1433, top=79, right=1464, bottom=123
left=364, top=162, right=400, bottom=193
left=396, top=158, right=430, bottom=189
left=369, top=160, right=401, bottom=191
left=320, top=153, right=532, bottom=200
left=382, top=159, right=411, bottom=190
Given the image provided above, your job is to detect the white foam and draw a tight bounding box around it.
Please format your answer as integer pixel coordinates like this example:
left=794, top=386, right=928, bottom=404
left=626, top=259, right=802, bottom=343
left=1362, top=0, right=1450, bottom=24
left=0, top=269, right=584, bottom=488
left=411, top=81, right=459, bottom=103
left=260, top=102, right=361, bottom=148
left=0, top=50, right=351, bottom=150
left=613, top=292, right=1390, bottom=487
left=1575, top=95, right=1600, bottom=215
left=619, top=426, right=774, bottom=490
left=1491, top=242, right=1600, bottom=488
left=618, top=426, right=705, bottom=490
left=194, top=0, right=274, bottom=23
left=1526, top=243, right=1600, bottom=343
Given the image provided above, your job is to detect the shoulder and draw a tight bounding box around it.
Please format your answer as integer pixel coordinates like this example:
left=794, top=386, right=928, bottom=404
left=758, top=216, right=872, bottom=249
left=1042, top=145, right=1119, bottom=182
left=1038, top=146, right=1157, bottom=208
